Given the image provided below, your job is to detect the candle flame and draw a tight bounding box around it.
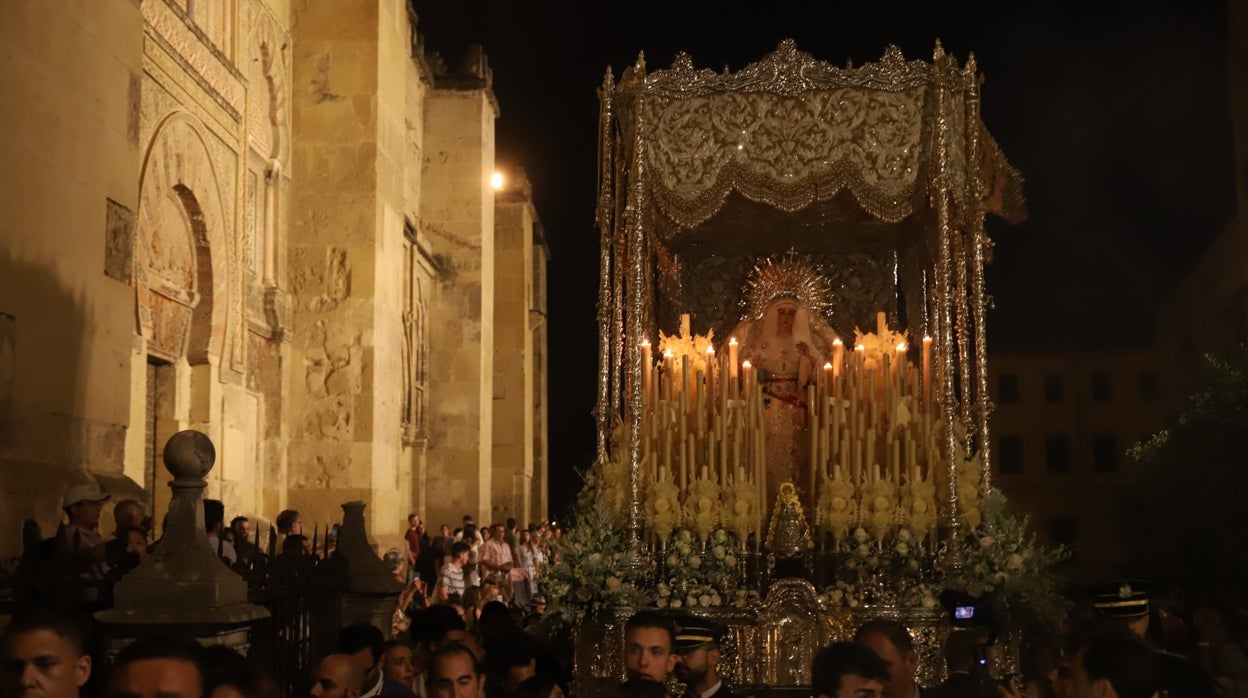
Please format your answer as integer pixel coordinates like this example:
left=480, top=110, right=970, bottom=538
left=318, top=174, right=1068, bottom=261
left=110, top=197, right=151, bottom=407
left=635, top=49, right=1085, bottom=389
left=923, top=336, right=933, bottom=343
left=664, top=349, right=674, bottom=358
left=896, top=343, right=907, bottom=351
left=706, top=346, right=715, bottom=354
left=832, top=338, right=843, bottom=346
left=641, top=339, right=650, bottom=347
left=855, top=344, right=865, bottom=352
left=742, top=360, right=752, bottom=368
left=729, top=337, right=738, bottom=345
left=824, top=362, right=833, bottom=369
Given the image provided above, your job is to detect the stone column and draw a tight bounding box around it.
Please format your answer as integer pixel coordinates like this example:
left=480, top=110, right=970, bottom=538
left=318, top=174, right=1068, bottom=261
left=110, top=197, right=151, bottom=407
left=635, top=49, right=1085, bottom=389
left=421, top=48, right=498, bottom=530
left=491, top=173, right=537, bottom=524
left=95, top=430, right=268, bottom=653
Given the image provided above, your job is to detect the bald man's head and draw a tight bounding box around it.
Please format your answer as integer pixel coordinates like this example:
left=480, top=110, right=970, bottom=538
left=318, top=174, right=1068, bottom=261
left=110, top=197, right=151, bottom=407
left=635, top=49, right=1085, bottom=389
left=310, top=654, right=364, bottom=698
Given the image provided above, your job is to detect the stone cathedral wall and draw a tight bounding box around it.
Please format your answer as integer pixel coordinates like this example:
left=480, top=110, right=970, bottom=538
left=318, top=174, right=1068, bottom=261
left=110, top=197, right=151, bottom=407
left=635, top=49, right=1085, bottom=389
left=0, top=0, right=547, bottom=556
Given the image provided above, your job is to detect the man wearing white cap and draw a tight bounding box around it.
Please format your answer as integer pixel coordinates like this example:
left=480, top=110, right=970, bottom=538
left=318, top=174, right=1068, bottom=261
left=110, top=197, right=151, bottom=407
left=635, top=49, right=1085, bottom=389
left=56, top=482, right=110, bottom=599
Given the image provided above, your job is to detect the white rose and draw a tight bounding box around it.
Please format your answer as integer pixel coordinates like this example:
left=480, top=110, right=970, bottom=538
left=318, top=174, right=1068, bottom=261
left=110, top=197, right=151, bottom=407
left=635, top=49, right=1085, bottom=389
left=690, top=555, right=702, bottom=568
left=686, top=595, right=697, bottom=607
left=658, top=584, right=671, bottom=598
left=671, top=599, right=683, bottom=608
left=898, top=528, right=913, bottom=542
left=857, top=544, right=871, bottom=557
left=1008, top=553, right=1024, bottom=570
left=922, top=595, right=937, bottom=609
left=725, top=555, right=737, bottom=568
left=853, top=528, right=869, bottom=542
left=699, top=594, right=712, bottom=607
left=656, top=598, right=668, bottom=608
left=895, top=542, right=910, bottom=556
left=710, top=594, right=721, bottom=606
left=667, top=555, right=680, bottom=567
left=713, top=545, right=726, bottom=560
left=979, top=536, right=995, bottom=548
left=589, top=553, right=602, bottom=563
left=678, top=543, right=691, bottom=555
left=606, top=577, right=621, bottom=591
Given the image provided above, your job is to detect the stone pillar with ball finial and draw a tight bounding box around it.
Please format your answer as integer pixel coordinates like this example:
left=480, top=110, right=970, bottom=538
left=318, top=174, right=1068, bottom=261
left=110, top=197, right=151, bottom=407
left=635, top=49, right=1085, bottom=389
left=95, top=430, right=269, bottom=653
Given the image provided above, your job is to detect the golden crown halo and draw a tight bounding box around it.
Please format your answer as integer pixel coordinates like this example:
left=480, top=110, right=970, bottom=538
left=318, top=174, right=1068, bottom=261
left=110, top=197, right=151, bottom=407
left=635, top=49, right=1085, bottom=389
left=741, top=250, right=832, bottom=321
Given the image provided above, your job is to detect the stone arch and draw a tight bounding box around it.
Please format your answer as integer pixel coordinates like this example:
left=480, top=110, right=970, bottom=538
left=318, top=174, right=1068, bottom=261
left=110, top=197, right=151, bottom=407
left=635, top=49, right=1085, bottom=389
left=135, top=112, right=230, bottom=363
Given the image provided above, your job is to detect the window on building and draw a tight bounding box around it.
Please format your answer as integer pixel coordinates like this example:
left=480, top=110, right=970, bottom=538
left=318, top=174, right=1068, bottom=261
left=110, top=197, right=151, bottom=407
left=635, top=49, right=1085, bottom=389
left=997, top=373, right=1020, bottom=404
left=1092, top=433, right=1119, bottom=473
left=1091, top=371, right=1113, bottom=402
left=997, top=435, right=1024, bottom=475
left=1044, top=373, right=1065, bottom=403
left=1138, top=371, right=1160, bottom=401
left=1048, top=517, right=1078, bottom=548
left=1045, top=434, right=1072, bottom=473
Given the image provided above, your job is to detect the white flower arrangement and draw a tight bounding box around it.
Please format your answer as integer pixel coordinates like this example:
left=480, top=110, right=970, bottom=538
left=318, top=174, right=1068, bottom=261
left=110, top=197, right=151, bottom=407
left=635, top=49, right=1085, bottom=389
left=646, top=473, right=682, bottom=543
left=816, top=466, right=858, bottom=544
left=684, top=476, right=721, bottom=542
left=946, top=489, right=1069, bottom=625
left=819, top=579, right=862, bottom=609
left=721, top=476, right=757, bottom=546
left=544, top=469, right=652, bottom=631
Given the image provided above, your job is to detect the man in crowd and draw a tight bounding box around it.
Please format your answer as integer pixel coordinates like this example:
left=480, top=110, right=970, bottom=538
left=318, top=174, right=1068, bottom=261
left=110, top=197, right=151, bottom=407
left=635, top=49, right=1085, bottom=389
left=1090, top=580, right=1218, bottom=698
left=1072, top=633, right=1158, bottom=698
left=405, top=515, right=423, bottom=581
left=427, top=645, right=483, bottom=698
left=812, top=642, right=890, bottom=698
left=0, top=606, right=93, bottom=698
left=105, top=635, right=205, bottom=698
left=311, top=654, right=365, bottom=698
left=855, top=620, right=925, bottom=698
left=203, top=499, right=237, bottom=564
left=338, top=625, right=418, bottom=698
left=436, top=543, right=470, bottom=603
left=56, top=482, right=111, bottom=598
left=622, top=611, right=677, bottom=684
left=672, top=615, right=739, bottom=698
left=478, top=525, right=513, bottom=590
left=929, top=629, right=991, bottom=698
left=231, top=516, right=260, bottom=564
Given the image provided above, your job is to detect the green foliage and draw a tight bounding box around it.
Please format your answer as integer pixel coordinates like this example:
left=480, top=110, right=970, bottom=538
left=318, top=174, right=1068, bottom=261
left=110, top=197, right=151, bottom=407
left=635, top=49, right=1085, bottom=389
left=1124, top=350, right=1248, bottom=590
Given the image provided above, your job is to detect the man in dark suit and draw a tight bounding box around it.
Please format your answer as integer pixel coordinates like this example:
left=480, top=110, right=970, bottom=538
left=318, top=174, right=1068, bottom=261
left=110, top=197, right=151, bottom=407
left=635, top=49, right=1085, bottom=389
left=856, top=620, right=929, bottom=698
left=672, top=615, right=741, bottom=698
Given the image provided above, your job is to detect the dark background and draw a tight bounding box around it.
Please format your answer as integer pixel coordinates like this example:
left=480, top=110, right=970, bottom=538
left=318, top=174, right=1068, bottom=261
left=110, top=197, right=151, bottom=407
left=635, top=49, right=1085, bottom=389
left=412, top=1, right=1238, bottom=519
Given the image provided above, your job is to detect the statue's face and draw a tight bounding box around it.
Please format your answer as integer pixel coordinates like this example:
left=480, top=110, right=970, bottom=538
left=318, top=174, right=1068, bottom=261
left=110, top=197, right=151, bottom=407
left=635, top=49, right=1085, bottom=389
left=777, top=304, right=797, bottom=329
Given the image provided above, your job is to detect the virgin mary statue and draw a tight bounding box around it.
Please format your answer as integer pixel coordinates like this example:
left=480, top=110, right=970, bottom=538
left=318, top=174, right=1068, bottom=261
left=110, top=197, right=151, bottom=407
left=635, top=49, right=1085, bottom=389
left=726, top=254, right=840, bottom=509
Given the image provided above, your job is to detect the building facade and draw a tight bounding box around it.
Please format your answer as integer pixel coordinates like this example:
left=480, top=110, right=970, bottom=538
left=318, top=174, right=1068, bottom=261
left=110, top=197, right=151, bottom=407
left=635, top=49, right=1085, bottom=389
left=0, top=0, right=548, bottom=555
left=988, top=350, right=1176, bottom=583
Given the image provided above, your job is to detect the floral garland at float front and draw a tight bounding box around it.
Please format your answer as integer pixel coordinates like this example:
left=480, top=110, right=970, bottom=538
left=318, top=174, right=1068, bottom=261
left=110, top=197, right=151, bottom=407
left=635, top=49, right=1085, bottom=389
left=541, top=467, right=650, bottom=631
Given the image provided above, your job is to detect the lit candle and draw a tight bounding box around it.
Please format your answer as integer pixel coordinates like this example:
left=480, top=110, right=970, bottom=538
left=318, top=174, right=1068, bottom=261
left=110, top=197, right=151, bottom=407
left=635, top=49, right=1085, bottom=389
left=729, top=338, right=739, bottom=381
left=921, top=336, right=932, bottom=413
left=832, top=338, right=844, bottom=378
left=641, top=339, right=653, bottom=405
left=895, top=342, right=907, bottom=396
left=706, top=346, right=716, bottom=420
left=823, top=362, right=833, bottom=397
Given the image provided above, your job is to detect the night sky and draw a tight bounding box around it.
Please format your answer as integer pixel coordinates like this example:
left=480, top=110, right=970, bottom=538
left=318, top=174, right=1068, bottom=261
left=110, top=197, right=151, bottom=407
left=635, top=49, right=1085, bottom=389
left=412, top=1, right=1238, bottom=518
